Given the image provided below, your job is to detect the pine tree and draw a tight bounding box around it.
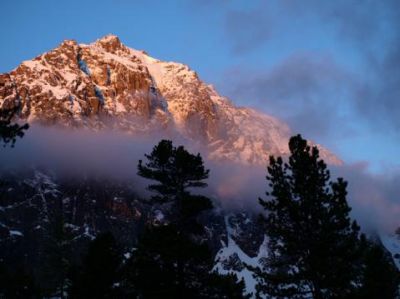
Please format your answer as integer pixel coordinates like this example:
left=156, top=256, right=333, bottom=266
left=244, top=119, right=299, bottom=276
left=355, top=239, right=400, bottom=299
left=40, top=209, right=73, bottom=298
left=137, top=139, right=213, bottom=243
left=0, top=262, right=41, bottom=298
left=203, top=272, right=251, bottom=299
left=254, top=135, right=364, bottom=299
left=135, top=140, right=212, bottom=298
left=128, top=139, right=248, bottom=298
left=0, top=105, right=29, bottom=198
left=137, top=139, right=212, bottom=225
left=0, top=106, right=29, bottom=147
left=68, top=232, right=122, bottom=299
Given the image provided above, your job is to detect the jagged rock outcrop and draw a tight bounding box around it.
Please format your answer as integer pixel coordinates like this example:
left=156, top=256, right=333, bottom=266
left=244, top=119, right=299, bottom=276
left=0, top=34, right=341, bottom=165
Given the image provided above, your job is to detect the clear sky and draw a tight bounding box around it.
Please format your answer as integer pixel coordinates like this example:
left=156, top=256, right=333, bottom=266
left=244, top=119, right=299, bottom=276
left=1, top=0, right=399, bottom=173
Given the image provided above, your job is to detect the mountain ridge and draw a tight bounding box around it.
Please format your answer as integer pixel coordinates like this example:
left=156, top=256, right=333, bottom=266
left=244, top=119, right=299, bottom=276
left=0, top=34, right=341, bottom=166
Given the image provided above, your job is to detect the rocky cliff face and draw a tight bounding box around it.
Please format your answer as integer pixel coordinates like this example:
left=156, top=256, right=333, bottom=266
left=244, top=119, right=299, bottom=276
left=0, top=34, right=341, bottom=166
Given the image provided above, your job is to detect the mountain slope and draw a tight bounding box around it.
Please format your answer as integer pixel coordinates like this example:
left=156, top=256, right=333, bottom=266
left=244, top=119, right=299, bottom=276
left=0, top=34, right=341, bottom=165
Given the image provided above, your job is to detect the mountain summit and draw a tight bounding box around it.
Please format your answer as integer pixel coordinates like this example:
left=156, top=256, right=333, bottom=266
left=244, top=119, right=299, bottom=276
left=0, top=34, right=341, bottom=165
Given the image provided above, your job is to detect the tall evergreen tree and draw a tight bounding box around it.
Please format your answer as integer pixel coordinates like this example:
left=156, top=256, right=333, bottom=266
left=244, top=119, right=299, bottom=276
left=204, top=272, right=250, bottom=299
left=254, top=135, right=364, bottom=299
left=68, top=232, right=122, bottom=299
left=137, top=139, right=212, bottom=226
left=0, top=107, right=32, bottom=296
left=137, top=139, right=213, bottom=241
left=134, top=140, right=212, bottom=298
left=0, top=262, right=41, bottom=299
left=355, top=239, right=400, bottom=299
left=0, top=106, right=29, bottom=147
left=40, top=209, right=73, bottom=298
left=128, top=139, right=248, bottom=298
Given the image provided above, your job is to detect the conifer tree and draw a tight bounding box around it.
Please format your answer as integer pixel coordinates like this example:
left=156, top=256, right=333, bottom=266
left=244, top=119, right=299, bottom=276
left=254, top=135, right=364, bottom=299
left=40, top=209, right=73, bottom=298
left=0, top=107, right=32, bottom=296
left=0, top=262, right=40, bottom=299
left=137, top=139, right=212, bottom=227
left=134, top=140, right=213, bottom=298
left=0, top=106, right=29, bottom=147
left=129, top=140, right=248, bottom=298
left=68, top=232, right=122, bottom=299
left=204, top=272, right=251, bottom=299
left=137, top=139, right=213, bottom=245
left=355, top=239, right=400, bottom=299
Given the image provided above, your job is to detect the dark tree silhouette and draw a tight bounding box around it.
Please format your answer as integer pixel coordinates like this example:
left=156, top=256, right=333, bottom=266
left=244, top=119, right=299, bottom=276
left=68, top=233, right=122, bottom=299
left=204, top=272, right=250, bottom=299
left=0, top=106, right=29, bottom=147
left=0, top=106, right=32, bottom=296
left=0, top=262, right=40, bottom=299
left=40, top=209, right=73, bottom=298
left=129, top=140, right=248, bottom=298
left=355, top=239, right=400, bottom=299
left=254, top=135, right=364, bottom=299
left=137, top=139, right=213, bottom=235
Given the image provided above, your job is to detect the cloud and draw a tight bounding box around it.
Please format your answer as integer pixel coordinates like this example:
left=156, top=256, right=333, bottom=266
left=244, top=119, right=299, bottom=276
left=355, top=43, right=400, bottom=133
left=332, top=163, right=400, bottom=234
left=221, top=0, right=399, bottom=53
left=0, top=125, right=162, bottom=182
left=214, top=0, right=400, bottom=152
left=210, top=157, right=400, bottom=235
left=221, top=53, right=358, bottom=140
left=211, top=159, right=400, bottom=235
left=1, top=125, right=399, bottom=234
left=207, top=162, right=266, bottom=211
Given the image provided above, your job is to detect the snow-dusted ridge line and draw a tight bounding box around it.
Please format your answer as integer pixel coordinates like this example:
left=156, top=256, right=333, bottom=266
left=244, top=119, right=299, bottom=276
left=0, top=34, right=342, bottom=166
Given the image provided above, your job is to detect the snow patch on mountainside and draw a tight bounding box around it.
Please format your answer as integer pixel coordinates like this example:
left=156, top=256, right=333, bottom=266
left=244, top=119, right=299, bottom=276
left=214, top=216, right=268, bottom=297
left=380, top=233, right=400, bottom=270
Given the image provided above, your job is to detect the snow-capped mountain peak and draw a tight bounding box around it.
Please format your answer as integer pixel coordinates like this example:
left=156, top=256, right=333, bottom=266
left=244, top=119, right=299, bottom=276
left=0, top=34, right=341, bottom=166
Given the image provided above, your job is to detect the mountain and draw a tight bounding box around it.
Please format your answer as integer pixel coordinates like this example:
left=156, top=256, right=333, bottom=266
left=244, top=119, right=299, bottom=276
left=0, top=34, right=341, bottom=166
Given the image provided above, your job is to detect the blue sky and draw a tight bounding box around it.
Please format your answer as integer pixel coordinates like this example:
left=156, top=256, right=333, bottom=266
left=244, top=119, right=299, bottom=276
left=1, top=0, right=399, bottom=173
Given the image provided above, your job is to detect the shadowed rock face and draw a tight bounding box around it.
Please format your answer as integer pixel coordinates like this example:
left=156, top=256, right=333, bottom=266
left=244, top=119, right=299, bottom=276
left=0, top=34, right=342, bottom=166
